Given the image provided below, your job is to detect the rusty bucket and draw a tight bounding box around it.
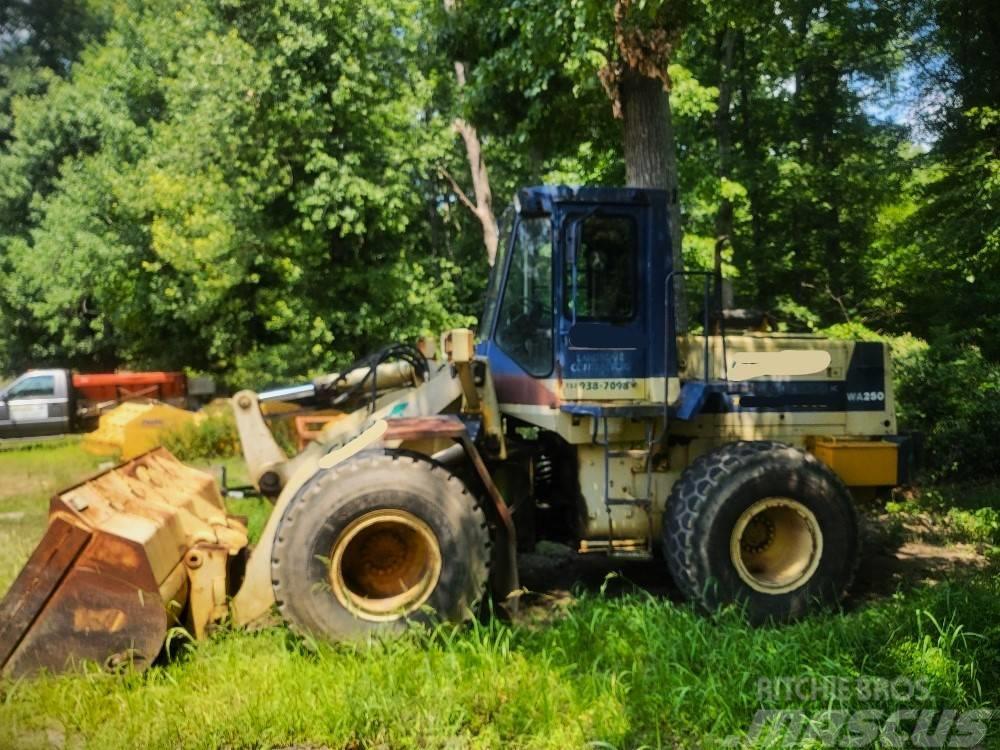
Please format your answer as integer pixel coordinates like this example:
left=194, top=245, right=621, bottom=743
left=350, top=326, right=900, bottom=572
left=0, top=449, right=248, bottom=677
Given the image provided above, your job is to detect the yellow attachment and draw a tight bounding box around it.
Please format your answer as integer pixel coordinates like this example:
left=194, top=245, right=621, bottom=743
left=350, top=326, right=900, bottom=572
left=83, top=399, right=198, bottom=459
left=0, top=448, right=248, bottom=676
left=811, top=438, right=899, bottom=487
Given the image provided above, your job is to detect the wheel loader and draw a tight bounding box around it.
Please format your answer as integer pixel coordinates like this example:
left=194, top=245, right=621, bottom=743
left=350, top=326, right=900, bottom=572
left=0, top=186, right=908, bottom=676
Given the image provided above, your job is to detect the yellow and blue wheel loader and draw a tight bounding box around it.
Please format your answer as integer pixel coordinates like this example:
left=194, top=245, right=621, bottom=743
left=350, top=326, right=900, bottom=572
left=0, top=186, right=908, bottom=676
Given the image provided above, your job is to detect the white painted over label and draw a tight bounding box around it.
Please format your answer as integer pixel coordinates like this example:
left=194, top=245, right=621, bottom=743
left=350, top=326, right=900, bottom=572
left=728, top=350, right=832, bottom=381
left=9, top=403, right=49, bottom=421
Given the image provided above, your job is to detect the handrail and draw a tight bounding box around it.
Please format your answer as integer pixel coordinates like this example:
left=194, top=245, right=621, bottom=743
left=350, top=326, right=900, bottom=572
left=664, top=270, right=729, bottom=390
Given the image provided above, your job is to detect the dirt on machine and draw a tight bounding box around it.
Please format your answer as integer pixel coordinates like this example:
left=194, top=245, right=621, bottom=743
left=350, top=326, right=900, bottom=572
left=0, top=185, right=910, bottom=677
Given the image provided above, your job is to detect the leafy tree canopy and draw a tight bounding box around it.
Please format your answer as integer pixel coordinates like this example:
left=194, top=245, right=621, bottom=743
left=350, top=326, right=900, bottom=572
left=0, top=0, right=996, bottom=399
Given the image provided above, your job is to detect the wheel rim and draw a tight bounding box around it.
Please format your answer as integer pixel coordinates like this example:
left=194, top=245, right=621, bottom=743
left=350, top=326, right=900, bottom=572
left=329, top=509, right=442, bottom=622
left=730, top=498, right=823, bottom=594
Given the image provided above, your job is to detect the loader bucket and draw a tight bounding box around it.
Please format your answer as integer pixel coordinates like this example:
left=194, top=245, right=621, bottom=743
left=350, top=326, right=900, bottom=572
left=0, top=449, right=248, bottom=677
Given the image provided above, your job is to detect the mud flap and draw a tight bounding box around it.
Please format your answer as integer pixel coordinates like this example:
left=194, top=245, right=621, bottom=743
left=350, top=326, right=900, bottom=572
left=0, top=449, right=248, bottom=677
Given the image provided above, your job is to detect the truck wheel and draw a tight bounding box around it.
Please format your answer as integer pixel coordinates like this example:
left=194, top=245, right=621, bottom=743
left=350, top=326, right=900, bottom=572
left=663, top=441, right=858, bottom=623
left=271, top=450, right=491, bottom=641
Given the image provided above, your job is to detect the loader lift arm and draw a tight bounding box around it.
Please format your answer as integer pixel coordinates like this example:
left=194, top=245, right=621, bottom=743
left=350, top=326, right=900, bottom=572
left=231, top=330, right=505, bottom=499
left=227, top=330, right=510, bottom=628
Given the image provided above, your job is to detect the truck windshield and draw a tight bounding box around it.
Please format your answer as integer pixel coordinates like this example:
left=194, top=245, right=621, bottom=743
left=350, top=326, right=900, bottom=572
left=8, top=375, right=55, bottom=398
left=478, top=207, right=514, bottom=340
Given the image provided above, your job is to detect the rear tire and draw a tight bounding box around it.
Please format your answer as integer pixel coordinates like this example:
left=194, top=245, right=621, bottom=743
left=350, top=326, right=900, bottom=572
left=271, top=450, right=491, bottom=641
left=663, top=441, right=858, bottom=623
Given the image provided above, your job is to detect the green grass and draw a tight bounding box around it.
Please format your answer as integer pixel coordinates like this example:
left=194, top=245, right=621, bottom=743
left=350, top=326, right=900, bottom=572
left=0, top=439, right=107, bottom=593
left=885, top=483, right=1000, bottom=549
left=1, top=583, right=997, bottom=749
left=909, top=482, right=1000, bottom=514
left=0, top=442, right=998, bottom=749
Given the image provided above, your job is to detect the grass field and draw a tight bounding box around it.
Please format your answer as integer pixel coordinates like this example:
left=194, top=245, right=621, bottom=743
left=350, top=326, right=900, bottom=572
left=0, top=439, right=108, bottom=594
left=0, top=441, right=997, bottom=749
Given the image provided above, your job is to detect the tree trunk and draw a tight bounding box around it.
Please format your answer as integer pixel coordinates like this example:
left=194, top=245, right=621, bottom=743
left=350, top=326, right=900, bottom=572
left=737, top=34, right=765, bottom=294
left=713, top=27, right=736, bottom=289
left=447, top=102, right=499, bottom=265
left=443, top=0, right=498, bottom=266
left=621, top=70, right=687, bottom=330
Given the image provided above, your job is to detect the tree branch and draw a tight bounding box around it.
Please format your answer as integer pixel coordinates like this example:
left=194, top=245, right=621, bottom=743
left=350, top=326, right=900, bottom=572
left=442, top=0, right=499, bottom=265
left=438, top=165, right=478, bottom=215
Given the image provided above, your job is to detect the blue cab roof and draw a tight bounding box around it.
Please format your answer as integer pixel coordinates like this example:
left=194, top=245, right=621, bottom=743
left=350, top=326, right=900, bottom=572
left=515, top=185, right=668, bottom=216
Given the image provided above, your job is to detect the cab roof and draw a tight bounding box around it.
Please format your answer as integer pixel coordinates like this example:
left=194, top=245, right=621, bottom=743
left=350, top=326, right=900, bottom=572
left=515, top=185, right=668, bottom=216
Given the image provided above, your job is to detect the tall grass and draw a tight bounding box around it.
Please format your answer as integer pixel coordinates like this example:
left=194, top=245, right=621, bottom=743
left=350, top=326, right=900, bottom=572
left=0, top=440, right=106, bottom=593
left=162, top=412, right=242, bottom=462
left=1, top=442, right=998, bottom=749
left=1, top=577, right=997, bottom=749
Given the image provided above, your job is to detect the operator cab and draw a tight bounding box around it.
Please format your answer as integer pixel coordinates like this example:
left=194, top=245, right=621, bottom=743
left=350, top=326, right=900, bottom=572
left=478, top=186, right=675, bottom=411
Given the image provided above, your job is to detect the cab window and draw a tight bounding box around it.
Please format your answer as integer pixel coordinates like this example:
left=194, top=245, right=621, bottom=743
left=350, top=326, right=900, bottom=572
left=565, top=214, right=638, bottom=321
left=495, top=217, right=553, bottom=376
left=8, top=375, right=55, bottom=398
left=479, top=208, right=514, bottom=339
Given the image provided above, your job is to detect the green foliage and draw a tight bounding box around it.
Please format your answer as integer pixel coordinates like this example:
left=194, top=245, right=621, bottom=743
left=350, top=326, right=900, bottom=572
left=161, top=403, right=300, bottom=464
left=678, top=2, right=913, bottom=324
left=0, top=0, right=112, bottom=143
left=0, top=0, right=475, bottom=386
left=885, top=485, right=1000, bottom=548
left=945, top=508, right=1000, bottom=546
left=895, top=340, right=1000, bottom=481
left=863, top=0, right=1000, bottom=359
left=161, top=412, right=241, bottom=462
left=444, top=0, right=919, bottom=334
left=0, top=0, right=995, bottom=428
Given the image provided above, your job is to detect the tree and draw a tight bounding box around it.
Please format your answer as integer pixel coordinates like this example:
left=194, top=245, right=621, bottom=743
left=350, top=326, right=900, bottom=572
left=441, top=0, right=693, bottom=322
left=0, top=0, right=110, bottom=144
left=883, top=0, right=1000, bottom=358
left=0, top=0, right=473, bottom=385
left=441, top=0, right=499, bottom=266
left=673, top=0, right=913, bottom=328
left=599, top=0, right=690, bottom=325
left=3, top=0, right=985, bottom=393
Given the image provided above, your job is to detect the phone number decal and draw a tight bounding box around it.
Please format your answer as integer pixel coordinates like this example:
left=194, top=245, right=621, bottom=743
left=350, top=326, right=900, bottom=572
left=564, top=379, right=642, bottom=397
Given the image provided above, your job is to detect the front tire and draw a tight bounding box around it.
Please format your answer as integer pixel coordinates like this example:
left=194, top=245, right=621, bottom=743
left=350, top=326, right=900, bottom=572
left=663, top=441, right=858, bottom=623
left=271, top=450, right=491, bottom=641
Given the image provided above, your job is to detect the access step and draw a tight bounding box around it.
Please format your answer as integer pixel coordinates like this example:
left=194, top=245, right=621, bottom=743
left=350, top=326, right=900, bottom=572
left=605, top=497, right=652, bottom=508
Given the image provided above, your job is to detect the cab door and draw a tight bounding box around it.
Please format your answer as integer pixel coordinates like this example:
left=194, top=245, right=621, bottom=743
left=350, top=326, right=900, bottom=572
left=559, top=210, right=648, bottom=401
